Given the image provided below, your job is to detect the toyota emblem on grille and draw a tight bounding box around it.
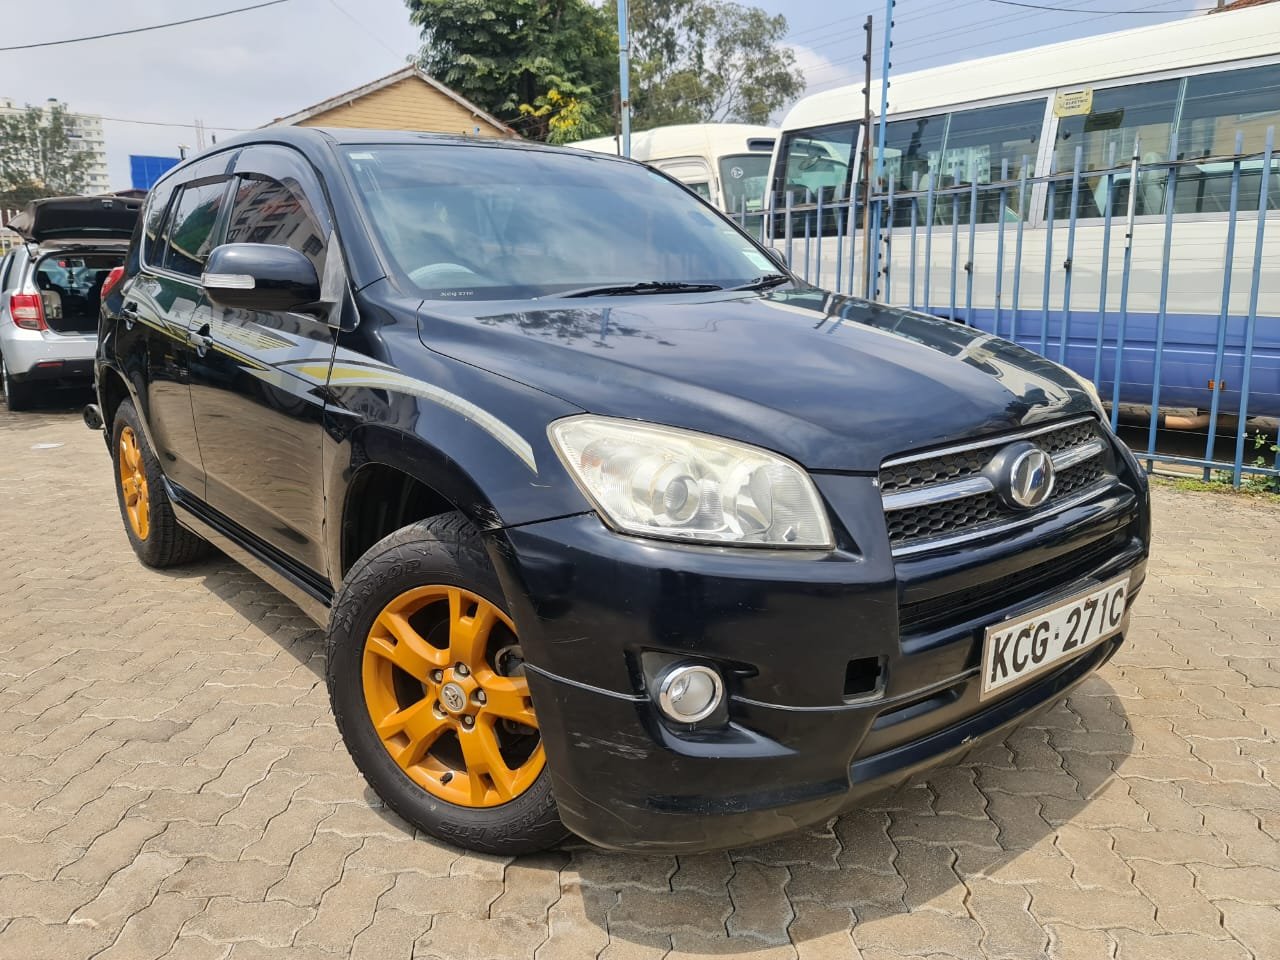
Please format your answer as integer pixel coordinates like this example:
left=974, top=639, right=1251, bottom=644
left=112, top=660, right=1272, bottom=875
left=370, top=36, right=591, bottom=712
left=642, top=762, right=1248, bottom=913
left=992, top=442, right=1055, bottom=509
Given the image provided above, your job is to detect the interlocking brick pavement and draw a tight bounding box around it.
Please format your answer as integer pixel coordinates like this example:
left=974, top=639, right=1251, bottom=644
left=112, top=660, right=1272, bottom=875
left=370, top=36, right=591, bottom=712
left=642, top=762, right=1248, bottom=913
left=3, top=401, right=1279, bottom=960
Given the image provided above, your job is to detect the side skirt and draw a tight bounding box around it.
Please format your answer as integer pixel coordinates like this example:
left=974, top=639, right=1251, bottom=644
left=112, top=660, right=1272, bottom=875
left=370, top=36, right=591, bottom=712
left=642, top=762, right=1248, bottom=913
left=165, top=478, right=334, bottom=627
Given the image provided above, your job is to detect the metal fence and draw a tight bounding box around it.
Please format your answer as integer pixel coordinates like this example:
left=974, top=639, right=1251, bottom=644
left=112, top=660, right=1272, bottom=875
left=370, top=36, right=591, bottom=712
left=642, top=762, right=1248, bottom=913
left=736, top=128, right=1279, bottom=489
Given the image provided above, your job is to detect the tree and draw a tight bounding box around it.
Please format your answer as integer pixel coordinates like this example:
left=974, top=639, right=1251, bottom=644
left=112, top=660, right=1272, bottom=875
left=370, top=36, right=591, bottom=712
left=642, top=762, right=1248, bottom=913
left=617, top=0, right=804, bottom=128
left=406, top=0, right=616, bottom=142
left=0, top=103, right=93, bottom=208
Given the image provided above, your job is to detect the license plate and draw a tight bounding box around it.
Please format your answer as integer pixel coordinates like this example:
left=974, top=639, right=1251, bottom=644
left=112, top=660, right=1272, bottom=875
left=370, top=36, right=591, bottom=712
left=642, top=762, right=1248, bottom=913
left=980, top=574, right=1130, bottom=700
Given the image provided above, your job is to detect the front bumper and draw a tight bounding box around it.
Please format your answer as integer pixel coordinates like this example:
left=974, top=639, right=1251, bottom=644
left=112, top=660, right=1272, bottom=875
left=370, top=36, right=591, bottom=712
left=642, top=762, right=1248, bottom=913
left=494, top=463, right=1148, bottom=853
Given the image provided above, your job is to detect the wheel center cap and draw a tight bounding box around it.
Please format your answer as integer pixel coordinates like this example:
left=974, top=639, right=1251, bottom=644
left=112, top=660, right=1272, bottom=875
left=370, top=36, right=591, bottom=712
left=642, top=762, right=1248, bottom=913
left=440, top=682, right=468, bottom=714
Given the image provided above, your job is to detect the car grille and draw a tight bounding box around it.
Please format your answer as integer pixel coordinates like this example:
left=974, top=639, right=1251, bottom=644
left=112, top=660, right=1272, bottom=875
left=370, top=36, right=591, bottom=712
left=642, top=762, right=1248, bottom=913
left=880, top=417, right=1113, bottom=555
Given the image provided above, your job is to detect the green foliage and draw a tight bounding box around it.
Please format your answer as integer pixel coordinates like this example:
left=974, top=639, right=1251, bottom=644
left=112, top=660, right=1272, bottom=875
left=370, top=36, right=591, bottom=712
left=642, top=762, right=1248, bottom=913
left=614, top=0, right=804, bottom=128
left=406, top=0, right=615, bottom=141
left=0, top=103, right=93, bottom=208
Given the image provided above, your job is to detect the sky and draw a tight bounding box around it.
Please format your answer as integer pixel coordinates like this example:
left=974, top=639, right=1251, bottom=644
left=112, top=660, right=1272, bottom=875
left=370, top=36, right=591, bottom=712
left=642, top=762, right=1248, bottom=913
left=0, top=0, right=1222, bottom=190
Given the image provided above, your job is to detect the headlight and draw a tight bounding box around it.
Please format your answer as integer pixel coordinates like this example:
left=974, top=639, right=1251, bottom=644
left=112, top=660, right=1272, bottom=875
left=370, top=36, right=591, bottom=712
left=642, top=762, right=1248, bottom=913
left=548, top=415, right=834, bottom=548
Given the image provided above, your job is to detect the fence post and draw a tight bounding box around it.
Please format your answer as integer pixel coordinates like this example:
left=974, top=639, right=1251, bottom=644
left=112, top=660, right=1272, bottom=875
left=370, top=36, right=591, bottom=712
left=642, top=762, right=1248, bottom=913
left=994, top=158, right=1009, bottom=337
left=1093, top=142, right=1118, bottom=387
left=1204, top=131, right=1245, bottom=480
left=908, top=171, right=919, bottom=311
left=1231, top=126, right=1274, bottom=487
left=1011, top=158, right=1030, bottom=345
left=1058, top=145, right=1083, bottom=364
left=1145, top=128, right=1182, bottom=473
left=923, top=173, right=937, bottom=314
left=1040, top=154, right=1057, bottom=356
left=964, top=161, right=978, bottom=326
left=1110, top=141, right=1140, bottom=433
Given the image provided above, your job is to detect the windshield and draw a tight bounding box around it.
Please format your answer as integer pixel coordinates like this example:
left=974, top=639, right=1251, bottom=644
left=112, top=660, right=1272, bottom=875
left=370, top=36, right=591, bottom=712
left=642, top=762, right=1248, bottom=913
left=342, top=145, right=780, bottom=300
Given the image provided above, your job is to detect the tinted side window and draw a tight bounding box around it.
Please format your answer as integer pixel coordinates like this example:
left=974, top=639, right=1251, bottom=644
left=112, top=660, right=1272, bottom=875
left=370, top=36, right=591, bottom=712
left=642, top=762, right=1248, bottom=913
left=141, top=184, right=176, bottom=266
left=0, top=252, right=13, bottom=292
left=226, top=177, right=327, bottom=275
left=164, top=181, right=229, bottom=277
left=1176, top=64, right=1280, bottom=214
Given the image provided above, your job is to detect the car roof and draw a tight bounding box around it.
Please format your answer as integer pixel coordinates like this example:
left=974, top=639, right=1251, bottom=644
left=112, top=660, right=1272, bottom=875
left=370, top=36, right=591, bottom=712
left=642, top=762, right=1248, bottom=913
left=155, top=126, right=635, bottom=191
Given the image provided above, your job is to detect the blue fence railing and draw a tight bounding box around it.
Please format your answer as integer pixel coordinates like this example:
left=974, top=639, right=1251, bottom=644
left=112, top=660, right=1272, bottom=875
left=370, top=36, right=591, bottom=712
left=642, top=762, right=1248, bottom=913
left=738, top=128, right=1279, bottom=488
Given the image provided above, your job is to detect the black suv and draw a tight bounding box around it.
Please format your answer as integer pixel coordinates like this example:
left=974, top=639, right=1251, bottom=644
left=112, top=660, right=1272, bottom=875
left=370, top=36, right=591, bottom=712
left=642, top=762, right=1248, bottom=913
left=91, top=128, right=1150, bottom=855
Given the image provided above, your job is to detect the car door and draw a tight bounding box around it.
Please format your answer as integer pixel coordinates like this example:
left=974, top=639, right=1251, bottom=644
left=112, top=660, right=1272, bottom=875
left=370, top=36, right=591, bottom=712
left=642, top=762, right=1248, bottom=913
left=112, top=171, right=227, bottom=496
left=186, top=145, right=338, bottom=581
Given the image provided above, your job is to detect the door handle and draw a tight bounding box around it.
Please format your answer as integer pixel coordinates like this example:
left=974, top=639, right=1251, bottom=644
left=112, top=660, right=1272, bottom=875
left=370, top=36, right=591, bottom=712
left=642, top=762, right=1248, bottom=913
left=121, top=300, right=138, bottom=330
left=190, top=323, right=213, bottom=356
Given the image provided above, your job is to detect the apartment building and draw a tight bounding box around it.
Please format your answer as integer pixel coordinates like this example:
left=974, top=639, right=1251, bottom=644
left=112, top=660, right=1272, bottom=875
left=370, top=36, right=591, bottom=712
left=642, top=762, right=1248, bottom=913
left=0, top=97, right=111, bottom=194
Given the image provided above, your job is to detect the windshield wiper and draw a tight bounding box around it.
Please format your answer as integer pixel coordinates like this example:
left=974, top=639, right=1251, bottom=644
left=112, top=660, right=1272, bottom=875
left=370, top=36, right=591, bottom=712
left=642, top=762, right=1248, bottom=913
left=556, top=280, right=724, bottom=298
left=728, top=273, right=792, bottom=292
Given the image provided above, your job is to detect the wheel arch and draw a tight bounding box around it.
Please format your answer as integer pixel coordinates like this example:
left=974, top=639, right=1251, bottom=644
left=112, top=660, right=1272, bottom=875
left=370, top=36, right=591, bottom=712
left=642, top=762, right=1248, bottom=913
left=330, top=424, right=510, bottom=580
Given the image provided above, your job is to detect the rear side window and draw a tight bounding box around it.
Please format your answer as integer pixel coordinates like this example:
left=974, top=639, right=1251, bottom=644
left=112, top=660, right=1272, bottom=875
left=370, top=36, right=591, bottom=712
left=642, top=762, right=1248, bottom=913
left=141, top=184, right=175, bottom=267
left=164, top=180, right=229, bottom=277
left=226, top=176, right=327, bottom=276
left=0, top=252, right=13, bottom=292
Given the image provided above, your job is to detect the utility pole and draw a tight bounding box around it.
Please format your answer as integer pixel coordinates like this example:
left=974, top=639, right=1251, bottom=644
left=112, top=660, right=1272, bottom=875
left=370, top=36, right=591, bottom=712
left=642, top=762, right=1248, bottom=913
left=869, top=0, right=895, bottom=303
left=861, top=15, right=874, bottom=298
left=616, top=0, right=632, bottom=158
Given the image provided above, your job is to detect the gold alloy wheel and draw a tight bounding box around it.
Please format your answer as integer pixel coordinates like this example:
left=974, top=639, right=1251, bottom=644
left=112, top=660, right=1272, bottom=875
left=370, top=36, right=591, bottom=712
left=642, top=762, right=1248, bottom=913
left=118, top=426, right=151, bottom=540
left=362, top=586, right=544, bottom=808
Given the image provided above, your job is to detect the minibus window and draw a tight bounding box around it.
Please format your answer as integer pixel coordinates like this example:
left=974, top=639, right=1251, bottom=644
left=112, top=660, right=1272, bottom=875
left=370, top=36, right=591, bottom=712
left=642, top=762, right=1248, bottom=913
left=1176, top=63, right=1280, bottom=215
left=1051, top=78, right=1181, bottom=220
left=719, top=154, right=771, bottom=234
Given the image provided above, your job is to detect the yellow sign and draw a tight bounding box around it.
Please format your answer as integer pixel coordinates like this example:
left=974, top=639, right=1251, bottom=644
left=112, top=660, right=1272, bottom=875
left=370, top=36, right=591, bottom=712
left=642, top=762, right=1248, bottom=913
left=1054, top=89, right=1094, bottom=118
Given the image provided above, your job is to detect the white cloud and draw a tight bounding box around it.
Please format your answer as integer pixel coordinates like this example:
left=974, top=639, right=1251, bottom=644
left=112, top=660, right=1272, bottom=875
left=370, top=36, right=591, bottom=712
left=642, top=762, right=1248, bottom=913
left=789, top=43, right=860, bottom=99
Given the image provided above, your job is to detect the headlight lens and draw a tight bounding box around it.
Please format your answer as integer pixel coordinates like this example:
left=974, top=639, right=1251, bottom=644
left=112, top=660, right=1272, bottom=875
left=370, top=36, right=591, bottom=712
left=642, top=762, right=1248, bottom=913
left=548, top=415, right=834, bottom=548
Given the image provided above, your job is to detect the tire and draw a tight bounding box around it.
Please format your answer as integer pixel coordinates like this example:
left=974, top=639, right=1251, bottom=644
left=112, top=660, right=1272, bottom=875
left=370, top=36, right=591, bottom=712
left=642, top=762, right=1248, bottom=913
left=327, top=512, right=567, bottom=855
left=1, top=355, right=36, bottom=411
left=111, top=399, right=211, bottom=568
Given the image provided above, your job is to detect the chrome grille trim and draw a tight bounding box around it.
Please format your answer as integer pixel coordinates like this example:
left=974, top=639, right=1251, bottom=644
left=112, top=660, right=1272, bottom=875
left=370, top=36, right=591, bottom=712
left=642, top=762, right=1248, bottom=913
left=879, top=436, right=1108, bottom=513
left=880, top=415, right=1097, bottom=469
left=881, top=476, right=995, bottom=511
left=891, top=480, right=1114, bottom=558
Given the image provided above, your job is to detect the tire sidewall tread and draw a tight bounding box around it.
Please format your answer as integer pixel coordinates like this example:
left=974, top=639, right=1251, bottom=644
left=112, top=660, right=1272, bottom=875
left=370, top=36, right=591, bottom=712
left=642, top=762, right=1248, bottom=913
left=326, top=512, right=566, bottom=856
left=111, top=400, right=210, bottom=568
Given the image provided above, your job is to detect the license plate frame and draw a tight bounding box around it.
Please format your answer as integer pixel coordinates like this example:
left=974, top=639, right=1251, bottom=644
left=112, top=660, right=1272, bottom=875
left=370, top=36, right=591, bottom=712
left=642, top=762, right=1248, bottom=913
left=979, top=573, right=1130, bottom=701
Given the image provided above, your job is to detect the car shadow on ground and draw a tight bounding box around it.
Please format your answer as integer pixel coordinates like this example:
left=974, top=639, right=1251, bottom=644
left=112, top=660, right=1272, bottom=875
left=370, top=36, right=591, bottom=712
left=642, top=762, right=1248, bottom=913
left=183, top=554, right=1136, bottom=953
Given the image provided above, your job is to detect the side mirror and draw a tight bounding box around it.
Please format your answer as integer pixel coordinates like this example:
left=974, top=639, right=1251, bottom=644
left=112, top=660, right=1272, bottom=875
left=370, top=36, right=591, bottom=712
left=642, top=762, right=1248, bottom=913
left=202, top=243, right=320, bottom=313
left=763, top=245, right=790, bottom=273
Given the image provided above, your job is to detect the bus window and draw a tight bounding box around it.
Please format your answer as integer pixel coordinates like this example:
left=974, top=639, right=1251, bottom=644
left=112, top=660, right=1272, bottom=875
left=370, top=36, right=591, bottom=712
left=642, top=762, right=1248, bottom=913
left=1176, top=63, right=1280, bottom=215
left=1051, top=78, right=1181, bottom=220
left=720, top=153, right=770, bottom=237
left=770, top=122, right=859, bottom=238
left=944, top=100, right=1044, bottom=224
left=882, top=113, right=946, bottom=226
left=720, top=154, right=771, bottom=217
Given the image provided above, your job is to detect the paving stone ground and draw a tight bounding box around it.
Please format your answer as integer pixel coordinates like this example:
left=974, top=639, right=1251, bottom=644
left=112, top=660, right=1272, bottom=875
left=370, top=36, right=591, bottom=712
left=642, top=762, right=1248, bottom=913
left=2, top=399, right=1279, bottom=960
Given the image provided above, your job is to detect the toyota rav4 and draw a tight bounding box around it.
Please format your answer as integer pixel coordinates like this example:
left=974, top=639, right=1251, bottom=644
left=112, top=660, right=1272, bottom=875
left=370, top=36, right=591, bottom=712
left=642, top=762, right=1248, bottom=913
left=90, top=128, right=1150, bottom=855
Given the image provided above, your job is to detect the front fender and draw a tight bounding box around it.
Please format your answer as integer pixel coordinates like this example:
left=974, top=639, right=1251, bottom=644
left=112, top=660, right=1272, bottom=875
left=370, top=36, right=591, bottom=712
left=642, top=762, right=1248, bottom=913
left=319, top=350, right=594, bottom=582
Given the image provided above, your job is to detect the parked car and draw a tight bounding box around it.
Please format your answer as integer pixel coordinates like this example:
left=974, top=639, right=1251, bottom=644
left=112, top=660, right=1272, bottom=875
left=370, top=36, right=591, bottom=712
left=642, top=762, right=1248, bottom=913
left=1, top=196, right=140, bottom=410
left=89, top=128, right=1151, bottom=855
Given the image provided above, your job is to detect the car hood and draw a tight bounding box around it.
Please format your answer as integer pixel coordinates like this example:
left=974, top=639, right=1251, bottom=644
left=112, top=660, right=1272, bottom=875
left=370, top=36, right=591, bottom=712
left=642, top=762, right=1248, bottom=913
left=416, top=288, right=1097, bottom=472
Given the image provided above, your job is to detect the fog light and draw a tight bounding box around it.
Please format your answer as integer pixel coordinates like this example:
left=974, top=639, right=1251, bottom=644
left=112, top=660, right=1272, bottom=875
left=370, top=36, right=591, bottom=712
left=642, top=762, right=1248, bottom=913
left=657, top=663, right=724, bottom=723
